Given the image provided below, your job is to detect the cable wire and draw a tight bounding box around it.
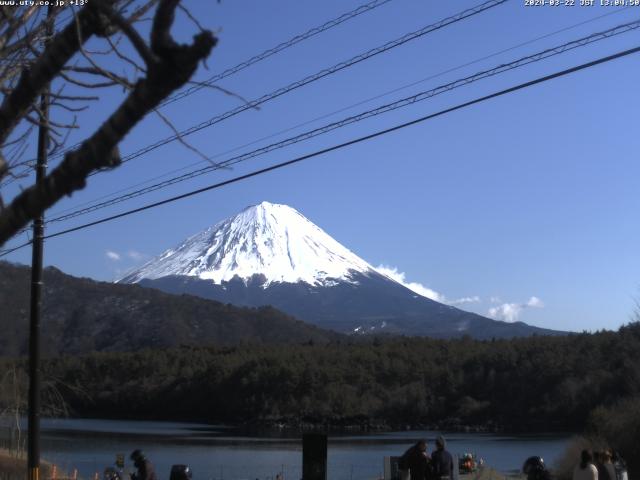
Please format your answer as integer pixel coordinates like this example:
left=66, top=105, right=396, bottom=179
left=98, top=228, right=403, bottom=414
left=43, top=5, right=635, bottom=220
left=3, top=42, right=630, bottom=250
left=108, top=0, right=507, bottom=170
left=161, top=0, right=395, bottom=107
left=0, top=241, right=32, bottom=257
left=2, top=0, right=395, bottom=179
left=42, top=18, right=640, bottom=225
left=2, top=0, right=505, bottom=190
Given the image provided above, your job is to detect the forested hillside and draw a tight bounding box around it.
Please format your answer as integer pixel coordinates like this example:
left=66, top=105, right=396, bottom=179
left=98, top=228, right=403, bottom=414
left=2, top=323, right=638, bottom=433
left=0, top=262, right=341, bottom=355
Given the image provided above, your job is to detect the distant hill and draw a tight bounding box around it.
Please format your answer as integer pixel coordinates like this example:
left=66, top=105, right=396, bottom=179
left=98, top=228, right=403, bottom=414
left=139, top=271, right=563, bottom=339
left=0, top=261, right=342, bottom=356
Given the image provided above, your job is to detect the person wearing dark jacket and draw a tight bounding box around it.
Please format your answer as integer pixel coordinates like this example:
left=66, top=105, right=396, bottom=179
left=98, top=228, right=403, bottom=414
left=523, top=456, right=552, bottom=480
left=594, top=451, right=612, bottom=480
left=399, top=440, right=432, bottom=480
left=130, top=450, right=157, bottom=480
left=431, top=436, right=454, bottom=480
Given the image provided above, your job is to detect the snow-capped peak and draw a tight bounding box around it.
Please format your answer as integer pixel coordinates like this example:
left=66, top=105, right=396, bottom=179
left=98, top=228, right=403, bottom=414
left=119, top=201, right=377, bottom=286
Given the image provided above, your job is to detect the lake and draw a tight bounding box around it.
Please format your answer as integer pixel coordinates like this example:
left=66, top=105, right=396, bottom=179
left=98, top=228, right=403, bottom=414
left=1, top=419, right=572, bottom=480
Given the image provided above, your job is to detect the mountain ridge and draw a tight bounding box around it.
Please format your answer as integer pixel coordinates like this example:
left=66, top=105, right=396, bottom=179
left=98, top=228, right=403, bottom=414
left=119, top=201, right=376, bottom=286
left=138, top=272, right=561, bottom=339
left=119, top=201, right=563, bottom=339
left=0, top=261, right=342, bottom=357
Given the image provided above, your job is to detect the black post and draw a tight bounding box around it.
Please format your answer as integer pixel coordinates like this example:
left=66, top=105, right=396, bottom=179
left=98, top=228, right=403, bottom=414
left=302, top=433, right=327, bottom=480
left=28, top=7, right=53, bottom=480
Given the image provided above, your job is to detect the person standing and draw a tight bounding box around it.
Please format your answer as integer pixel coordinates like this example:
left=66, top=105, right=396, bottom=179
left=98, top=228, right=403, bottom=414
left=611, top=451, right=628, bottom=480
left=431, top=436, right=454, bottom=480
left=602, top=450, right=617, bottom=480
left=573, top=450, right=598, bottom=480
left=399, top=440, right=432, bottom=480
left=130, top=450, right=157, bottom=480
left=594, top=451, right=611, bottom=480
left=523, top=456, right=551, bottom=480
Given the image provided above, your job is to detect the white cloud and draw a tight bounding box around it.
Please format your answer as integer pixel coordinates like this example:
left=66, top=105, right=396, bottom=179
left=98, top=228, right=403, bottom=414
left=106, top=250, right=121, bottom=261
left=487, top=303, right=523, bottom=323
left=527, top=296, right=544, bottom=308
left=128, top=250, right=146, bottom=261
left=449, top=296, right=481, bottom=306
left=376, top=265, right=543, bottom=323
left=487, top=296, right=544, bottom=323
left=375, top=265, right=445, bottom=302
left=106, top=249, right=148, bottom=263
left=375, top=265, right=481, bottom=307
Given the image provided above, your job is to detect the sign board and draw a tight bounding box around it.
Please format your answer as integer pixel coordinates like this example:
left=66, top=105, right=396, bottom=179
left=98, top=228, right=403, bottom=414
left=302, top=433, right=327, bottom=480
left=384, top=456, right=406, bottom=480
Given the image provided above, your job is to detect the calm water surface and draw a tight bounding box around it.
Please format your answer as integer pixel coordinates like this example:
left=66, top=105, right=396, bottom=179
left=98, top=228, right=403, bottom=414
left=5, top=419, right=572, bottom=480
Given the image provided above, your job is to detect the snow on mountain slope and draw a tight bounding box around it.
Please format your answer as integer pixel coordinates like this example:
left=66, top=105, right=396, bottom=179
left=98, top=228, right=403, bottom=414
left=119, top=202, right=377, bottom=286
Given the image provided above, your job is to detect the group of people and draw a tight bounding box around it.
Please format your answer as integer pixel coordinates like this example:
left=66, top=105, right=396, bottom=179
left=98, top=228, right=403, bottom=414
left=572, top=449, right=628, bottom=480
left=123, top=442, right=629, bottom=480
left=104, top=450, right=158, bottom=480
left=398, top=436, right=454, bottom=480
left=399, top=440, right=630, bottom=480
left=129, top=450, right=158, bottom=480
left=522, top=448, right=629, bottom=480
left=122, top=450, right=192, bottom=480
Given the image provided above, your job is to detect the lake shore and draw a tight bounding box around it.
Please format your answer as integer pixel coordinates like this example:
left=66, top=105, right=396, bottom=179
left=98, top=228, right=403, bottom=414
left=240, top=416, right=519, bottom=435
left=0, top=449, right=59, bottom=480
left=1, top=419, right=572, bottom=480
left=0, top=448, right=526, bottom=480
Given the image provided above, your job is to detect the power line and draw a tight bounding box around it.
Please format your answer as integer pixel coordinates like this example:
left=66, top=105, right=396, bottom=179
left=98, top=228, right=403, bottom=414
left=44, top=6, right=635, bottom=220
left=161, top=0, right=395, bottom=107
left=109, top=0, right=506, bottom=169
left=42, top=18, right=640, bottom=226
left=4, top=0, right=506, bottom=190
left=0, top=241, right=31, bottom=257
left=1, top=0, right=395, bottom=184
left=3, top=42, right=632, bottom=251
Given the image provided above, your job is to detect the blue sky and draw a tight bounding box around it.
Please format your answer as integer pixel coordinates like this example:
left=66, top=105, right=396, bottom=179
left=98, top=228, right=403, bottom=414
left=3, top=0, right=640, bottom=332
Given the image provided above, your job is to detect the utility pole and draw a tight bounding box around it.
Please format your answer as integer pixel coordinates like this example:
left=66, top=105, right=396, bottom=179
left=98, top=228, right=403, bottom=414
left=28, top=6, right=53, bottom=480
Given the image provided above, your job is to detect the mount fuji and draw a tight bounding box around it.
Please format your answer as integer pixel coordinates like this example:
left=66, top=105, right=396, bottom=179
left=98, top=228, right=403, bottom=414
left=120, top=202, right=559, bottom=338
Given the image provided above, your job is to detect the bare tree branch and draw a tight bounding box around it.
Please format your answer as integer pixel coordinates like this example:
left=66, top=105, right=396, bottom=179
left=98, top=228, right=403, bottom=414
left=178, top=3, right=206, bottom=34
left=62, top=66, right=134, bottom=89
left=96, top=2, right=155, bottom=66
left=0, top=2, right=106, bottom=146
left=153, top=106, right=220, bottom=166
left=83, top=33, right=123, bottom=55
left=0, top=5, right=40, bottom=52
left=48, top=116, right=77, bottom=155
left=59, top=70, right=120, bottom=89
left=1, top=125, right=32, bottom=149
left=125, top=0, right=160, bottom=24
left=186, top=79, right=258, bottom=109
left=71, top=6, right=136, bottom=90
left=0, top=0, right=217, bottom=246
left=106, top=34, right=147, bottom=74
left=49, top=92, right=100, bottom=102
left=50, top=101, right=89, bottom=113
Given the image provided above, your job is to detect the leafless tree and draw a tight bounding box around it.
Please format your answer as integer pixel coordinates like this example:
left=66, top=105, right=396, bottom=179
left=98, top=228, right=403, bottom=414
left=0, top=0, right=217, bottom=247
left=0, top=364, right=86, bottom=455
left=0, top=366, right=27, bottom=456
